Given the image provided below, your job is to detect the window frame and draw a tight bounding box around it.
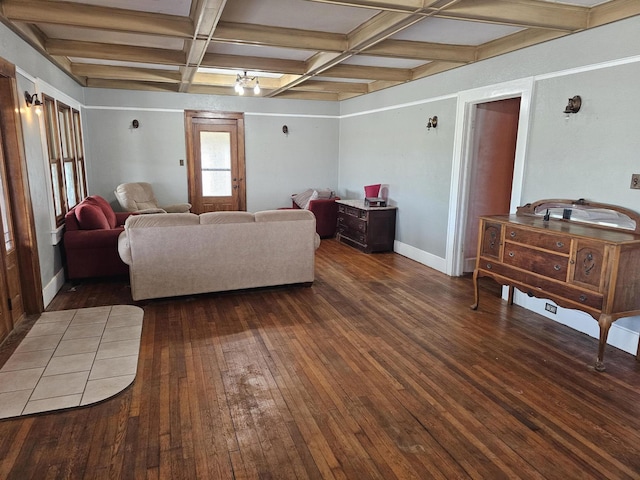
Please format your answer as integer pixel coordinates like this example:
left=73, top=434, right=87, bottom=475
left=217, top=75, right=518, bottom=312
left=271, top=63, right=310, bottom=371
left=41, top=94, right=87, bottom=227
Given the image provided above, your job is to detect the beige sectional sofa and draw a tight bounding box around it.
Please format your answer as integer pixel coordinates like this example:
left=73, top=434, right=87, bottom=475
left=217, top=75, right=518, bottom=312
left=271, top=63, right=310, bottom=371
left=118, top=209, right=320, bottom=300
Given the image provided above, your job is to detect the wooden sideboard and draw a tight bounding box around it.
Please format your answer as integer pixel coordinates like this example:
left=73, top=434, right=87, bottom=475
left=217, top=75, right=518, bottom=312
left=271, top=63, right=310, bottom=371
left=336, top=199, right=396, bottom=253
left=471, top=199, right=640, bottom=371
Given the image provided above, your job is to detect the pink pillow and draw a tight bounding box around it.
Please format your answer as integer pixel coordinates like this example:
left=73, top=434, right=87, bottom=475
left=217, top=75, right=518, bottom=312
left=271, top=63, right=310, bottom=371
left=75, top=203, right=110, bottom=230
left=84, top=195, right=117, bottom=228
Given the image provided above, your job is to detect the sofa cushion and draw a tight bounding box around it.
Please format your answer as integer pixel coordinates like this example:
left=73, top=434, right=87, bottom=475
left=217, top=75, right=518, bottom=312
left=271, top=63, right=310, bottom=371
left=84, top=195, right=117, bottom=228
left=75, top=203, right=110, bottom=230
left=125, top=212, right=199, bottom=228
left=255, top=209, right=315, bottom=223
left=200, top=212, right=255, bottom=224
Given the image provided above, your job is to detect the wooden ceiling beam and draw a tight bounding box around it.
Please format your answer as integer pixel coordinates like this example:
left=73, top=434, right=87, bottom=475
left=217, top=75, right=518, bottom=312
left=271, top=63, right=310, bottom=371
left=367, top=39, right=475, bottom=62
left=303, top=0, right=445, bottom=13
left=320, top=64, right=411, bottom=81
left=85, top=78, right=179, bottom=92
left=213, top=21, right=347, bottom=52
left=179, top=0, right=228, bottom=92
left=71, top=63, right=182, bottom=84
left=436, top=0, right=588, bottom=32
left=291, top=80, right=369, bottom=93
left=46, top=40, right=186, bottom=66
left=0, top=0, right=193, bottom=37
left=476, top=28, right=567, bottom=61
left=200, top=53, right=306, bottom=75
left=589, top=0, right=640, bottom=28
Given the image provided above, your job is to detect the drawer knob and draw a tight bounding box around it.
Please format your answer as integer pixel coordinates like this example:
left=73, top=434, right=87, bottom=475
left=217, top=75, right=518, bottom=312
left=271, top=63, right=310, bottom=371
left=579, top=294, right=587, bottom=302
left=510, top=231, right=516, bottom=238
left=486, top=263, right=492, bottom=270
left=554, top=264, right=562, bottom=271
left=556, top=241, right=564, bottom=248
left=508, top=251, right=515, bottom=257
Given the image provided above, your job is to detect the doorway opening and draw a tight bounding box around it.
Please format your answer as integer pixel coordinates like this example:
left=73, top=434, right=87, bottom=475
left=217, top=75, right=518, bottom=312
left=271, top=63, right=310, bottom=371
left=446, top=77, right=534, bottom=277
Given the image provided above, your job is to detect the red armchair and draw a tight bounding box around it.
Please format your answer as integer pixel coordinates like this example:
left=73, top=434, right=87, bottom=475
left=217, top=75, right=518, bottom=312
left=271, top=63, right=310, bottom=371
left=63, top=195, right=134, bottom=279
left=291, top=196, right=340, bottom=238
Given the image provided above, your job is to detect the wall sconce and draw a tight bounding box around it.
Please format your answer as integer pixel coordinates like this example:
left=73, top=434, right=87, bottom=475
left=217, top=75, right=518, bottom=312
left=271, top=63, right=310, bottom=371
left=24, top=91, right=43, bottom=116
left=426, top=116, right=438, bottom=130
left=563, top=95, right=581, bottom=115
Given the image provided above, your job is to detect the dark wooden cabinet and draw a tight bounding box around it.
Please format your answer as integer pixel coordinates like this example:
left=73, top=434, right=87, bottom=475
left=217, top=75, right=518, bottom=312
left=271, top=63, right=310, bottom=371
left=336, top=200, right=396, bottom=253
left=472, top=199, right=640, bottom=371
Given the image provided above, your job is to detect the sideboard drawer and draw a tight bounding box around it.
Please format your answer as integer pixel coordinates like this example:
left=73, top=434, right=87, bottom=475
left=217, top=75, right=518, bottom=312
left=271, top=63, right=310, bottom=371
left=480, top=259, right=603, bottom=310
left=503, top=242, right=568, bottom=281
left=505, top=226, right=571, bottom=254
left=337, top=214, right=366, bottom=233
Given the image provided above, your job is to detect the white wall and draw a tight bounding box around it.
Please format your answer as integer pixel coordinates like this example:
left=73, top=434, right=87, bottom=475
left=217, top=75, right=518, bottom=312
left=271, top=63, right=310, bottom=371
left=82, top=91, right=340, bottom=211
left=337, top=16, right=640, bottom=355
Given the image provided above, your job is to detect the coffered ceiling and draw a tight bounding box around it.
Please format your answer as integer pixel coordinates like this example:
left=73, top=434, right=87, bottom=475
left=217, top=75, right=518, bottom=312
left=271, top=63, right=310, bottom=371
left=1, top=0, right=638, bottom=101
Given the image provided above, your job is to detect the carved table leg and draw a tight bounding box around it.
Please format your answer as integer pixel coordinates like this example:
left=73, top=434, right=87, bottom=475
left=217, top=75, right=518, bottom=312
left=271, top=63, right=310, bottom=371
left=470, top=269, right=479, bottom=310
left=596, top=313, right=613, bottom=372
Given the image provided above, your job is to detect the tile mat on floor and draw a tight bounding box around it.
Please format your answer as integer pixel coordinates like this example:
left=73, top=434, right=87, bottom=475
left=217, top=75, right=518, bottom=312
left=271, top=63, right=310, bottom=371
left=0, top=305, right=143, bottom=419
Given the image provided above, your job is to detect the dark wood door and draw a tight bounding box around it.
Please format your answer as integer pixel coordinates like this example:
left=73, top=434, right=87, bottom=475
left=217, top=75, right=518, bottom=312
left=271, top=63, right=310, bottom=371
left=185, top=111, right=246, bottom=213
left=463, top=97, right=520, bottom=272
left=0, top=125, right=23, bottom=337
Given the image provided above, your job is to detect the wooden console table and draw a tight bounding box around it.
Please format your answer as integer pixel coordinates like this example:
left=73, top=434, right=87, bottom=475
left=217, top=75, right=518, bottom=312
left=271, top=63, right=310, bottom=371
left=471, top=198, right=640, bottom=371
left=336, top=199, right=396, bottom=253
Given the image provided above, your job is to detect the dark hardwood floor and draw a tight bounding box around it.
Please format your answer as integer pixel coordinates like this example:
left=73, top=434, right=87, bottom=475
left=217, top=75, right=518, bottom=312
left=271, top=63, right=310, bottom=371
left=1, top=238, right=639, bottom=479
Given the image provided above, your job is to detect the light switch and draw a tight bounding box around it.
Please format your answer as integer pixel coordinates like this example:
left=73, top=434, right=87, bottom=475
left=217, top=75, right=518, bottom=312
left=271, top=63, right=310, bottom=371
left=179, top=159, right=184, bottom=166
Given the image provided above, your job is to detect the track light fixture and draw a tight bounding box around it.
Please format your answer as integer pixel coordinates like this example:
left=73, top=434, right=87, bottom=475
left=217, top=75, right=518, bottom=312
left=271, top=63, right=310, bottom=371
left=234, top=71, right=260, bottom=95
left=24, top=91, right=43, bottom=115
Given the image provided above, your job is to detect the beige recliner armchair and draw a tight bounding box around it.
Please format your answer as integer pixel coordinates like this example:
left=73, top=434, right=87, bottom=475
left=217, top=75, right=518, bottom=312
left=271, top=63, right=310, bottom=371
left=114, top=182, right=191, bottom=214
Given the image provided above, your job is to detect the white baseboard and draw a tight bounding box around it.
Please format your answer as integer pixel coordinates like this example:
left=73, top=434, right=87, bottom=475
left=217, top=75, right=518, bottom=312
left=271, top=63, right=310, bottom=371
left=394, top=240, right=447, bottom=273
left=513, top=291, right=640, bottom=356
left=391, top=242, right=639, bottom=357
left=42, top=268, right=66, bottom=308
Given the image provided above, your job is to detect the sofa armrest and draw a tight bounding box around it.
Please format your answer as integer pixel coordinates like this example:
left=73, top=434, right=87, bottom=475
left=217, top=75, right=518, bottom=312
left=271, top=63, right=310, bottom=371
left=64, top=227, right=124, bottom=249
left=115, top=212, right=134, bottom=227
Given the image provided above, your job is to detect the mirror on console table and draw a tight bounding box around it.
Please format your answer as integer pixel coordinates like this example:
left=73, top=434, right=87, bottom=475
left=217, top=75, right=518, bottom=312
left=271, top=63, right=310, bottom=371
left=472, top=198, right=640, bottom=372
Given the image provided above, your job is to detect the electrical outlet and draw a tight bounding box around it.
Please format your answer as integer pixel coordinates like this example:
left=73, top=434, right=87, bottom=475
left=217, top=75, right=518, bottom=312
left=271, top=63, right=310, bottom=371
left=545, top=303, right=557, bottom=314
left=631, top=174, right=640, bottom=189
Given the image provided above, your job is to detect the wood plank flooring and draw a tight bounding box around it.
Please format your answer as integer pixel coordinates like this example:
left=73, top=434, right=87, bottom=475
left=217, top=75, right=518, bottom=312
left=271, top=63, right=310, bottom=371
left=0, top=238, right=639, bottom=479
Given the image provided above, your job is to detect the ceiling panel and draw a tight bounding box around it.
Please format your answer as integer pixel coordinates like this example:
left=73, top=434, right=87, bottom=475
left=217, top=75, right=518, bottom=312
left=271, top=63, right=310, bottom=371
left=391, top=18, right=524, bottom=45
left=219, top=0, right=378, bottom=33
left=1, top=0, right=635, bottom=100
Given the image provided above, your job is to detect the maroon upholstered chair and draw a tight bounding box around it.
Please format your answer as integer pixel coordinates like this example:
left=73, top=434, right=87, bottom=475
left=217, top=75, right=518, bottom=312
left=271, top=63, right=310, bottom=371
left=63, top=195, right=134, bottom=279
left=290, top=196, right=340, bottom=238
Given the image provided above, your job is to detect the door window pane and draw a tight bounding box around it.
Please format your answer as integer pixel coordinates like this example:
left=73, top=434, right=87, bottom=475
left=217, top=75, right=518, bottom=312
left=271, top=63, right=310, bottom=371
left=200, top=131, right=231, bottom=196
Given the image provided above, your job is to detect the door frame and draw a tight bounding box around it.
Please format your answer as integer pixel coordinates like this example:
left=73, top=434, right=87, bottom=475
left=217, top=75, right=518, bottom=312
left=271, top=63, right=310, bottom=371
left=184, top=110, right=246, bottom=212
left=446, top=77, right=534, bottom=276
left=0, top=58, right=44, bottom=319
